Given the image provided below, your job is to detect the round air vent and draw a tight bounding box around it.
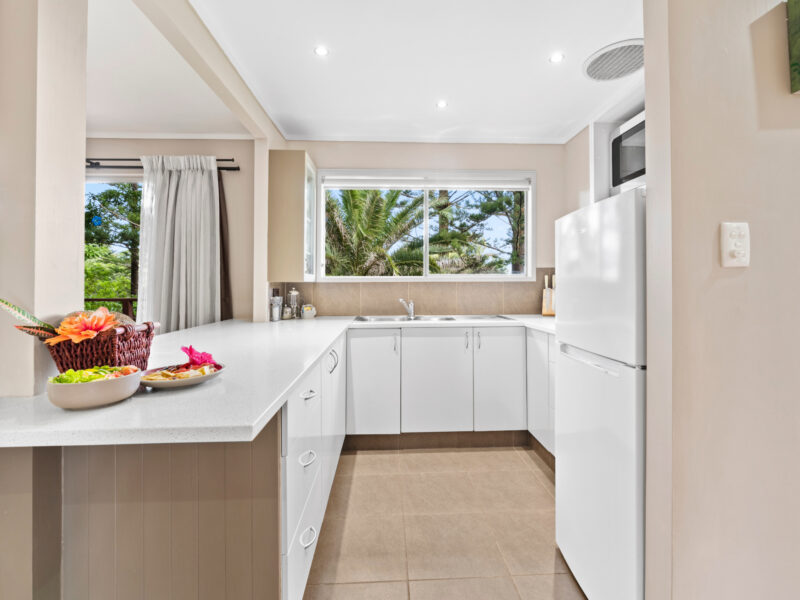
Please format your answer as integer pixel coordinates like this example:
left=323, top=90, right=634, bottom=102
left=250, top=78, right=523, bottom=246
left=584, top=39, right=644, bottom=81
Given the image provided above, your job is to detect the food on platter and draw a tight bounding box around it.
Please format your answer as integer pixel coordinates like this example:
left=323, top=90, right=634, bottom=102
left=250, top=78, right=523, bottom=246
left=50, top=365, right=140, bottom=384
left=142, top=346, right=223, bottom=383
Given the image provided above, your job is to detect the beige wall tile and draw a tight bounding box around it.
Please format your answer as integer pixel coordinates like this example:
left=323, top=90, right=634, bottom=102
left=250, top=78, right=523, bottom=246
left=286, top=282, right=316, bottom=307
left=316, top=283, right=361, bottom=316
left=503, top=282, right=540, bottom=314
left=513, top=574, right=587, bottom=600
left=360, top=282, right=410, bottom=315
left=409, top=577, right=519, bottom=600
left=456, top=283, right=503, bottom=314
left=407, top=283, right=458, bottom=315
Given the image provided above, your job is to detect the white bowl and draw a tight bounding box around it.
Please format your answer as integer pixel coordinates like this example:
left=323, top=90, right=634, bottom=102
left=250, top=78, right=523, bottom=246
left=47, top=371, right=142, bottom=410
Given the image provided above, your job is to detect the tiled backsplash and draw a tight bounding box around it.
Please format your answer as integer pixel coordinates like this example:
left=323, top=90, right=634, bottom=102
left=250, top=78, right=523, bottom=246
left=273, top=268, right=555, bottom=316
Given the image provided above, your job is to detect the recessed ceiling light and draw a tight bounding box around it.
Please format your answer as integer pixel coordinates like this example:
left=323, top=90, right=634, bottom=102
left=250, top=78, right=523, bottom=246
left=549, top=51, right=565, bottom=64
left=436, top=99, right=448, bottom=109
left=314, top=46, right=329, bottom=57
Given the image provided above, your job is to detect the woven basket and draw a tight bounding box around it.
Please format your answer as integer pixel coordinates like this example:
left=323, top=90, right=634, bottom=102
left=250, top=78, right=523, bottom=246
left=47, top=322, right=157, bottom=373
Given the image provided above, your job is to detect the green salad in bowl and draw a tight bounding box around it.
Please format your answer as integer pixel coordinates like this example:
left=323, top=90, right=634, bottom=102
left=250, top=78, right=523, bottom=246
left=50, top=365, right=140, bottom=384
left=47, top=365, right=142, bottom=409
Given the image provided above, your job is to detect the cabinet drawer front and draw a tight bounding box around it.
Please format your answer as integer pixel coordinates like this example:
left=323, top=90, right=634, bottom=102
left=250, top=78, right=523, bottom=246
left=285, top=364, right=323, bottom=547
left=284, top=470, right=323, bottom=600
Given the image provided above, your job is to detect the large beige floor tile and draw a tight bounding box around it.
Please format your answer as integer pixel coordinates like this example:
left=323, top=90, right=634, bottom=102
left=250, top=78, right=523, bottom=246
left=513, top=574, right=587, bottom=600
left=304, top=581, right=409, bottom=600
left=337, top=451, right=401, bottom=477
left=448, top=448, right=529, bottom=472
left=409, top=577, right=521, bottom=600
left=515, top=448, right=555, bottom=496
left=326, top=474, right=404, bottom=518
left=470, top=469, right=554, bottom=512
left=402, top=472, right=491, bottom=514
left=485, top=511, right=567, bottom=575
left=404, top=513, right=508, bottom=580
left=399, top=449, right=462, bottom=473
left=308, top=515, right=407, bottom=584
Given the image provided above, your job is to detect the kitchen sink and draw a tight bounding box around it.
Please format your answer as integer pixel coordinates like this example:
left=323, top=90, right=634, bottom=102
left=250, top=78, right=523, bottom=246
left=354, top=315, right=508, bottom=322
left=354, top=315, right=457, bottom=322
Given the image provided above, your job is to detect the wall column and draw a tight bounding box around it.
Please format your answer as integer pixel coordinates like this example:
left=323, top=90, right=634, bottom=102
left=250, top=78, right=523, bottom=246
left=0, top=0, right=87, bottom=396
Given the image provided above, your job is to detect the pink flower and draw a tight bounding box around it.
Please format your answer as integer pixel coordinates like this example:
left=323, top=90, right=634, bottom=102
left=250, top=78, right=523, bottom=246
left=181, top=345, right=220, bottom=368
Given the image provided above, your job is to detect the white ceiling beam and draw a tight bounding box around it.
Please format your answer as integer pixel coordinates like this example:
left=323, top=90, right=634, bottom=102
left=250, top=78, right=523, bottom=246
left=132, top=0, right=285, bottom=144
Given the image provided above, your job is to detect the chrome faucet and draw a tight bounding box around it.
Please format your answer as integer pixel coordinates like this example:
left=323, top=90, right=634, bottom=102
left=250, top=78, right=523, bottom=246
left=398, top=298, right=415, bottom=319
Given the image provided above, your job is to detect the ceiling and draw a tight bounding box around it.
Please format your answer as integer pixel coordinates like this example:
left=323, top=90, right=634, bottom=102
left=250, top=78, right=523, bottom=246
left=189, top=0, right=644, bottom=144
left=86, top=0, right=249, bottom=138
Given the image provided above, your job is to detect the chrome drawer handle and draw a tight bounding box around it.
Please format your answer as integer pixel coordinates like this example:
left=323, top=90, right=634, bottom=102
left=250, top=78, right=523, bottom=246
left=298, top=449, right=317, bottom=468
left=465, top=331, right=469, bottom=349
left=300, top=389, right=317, bottom=400
left=300, top=526, right=318, bottom=549
left=477, top=331, right=482, bottom=349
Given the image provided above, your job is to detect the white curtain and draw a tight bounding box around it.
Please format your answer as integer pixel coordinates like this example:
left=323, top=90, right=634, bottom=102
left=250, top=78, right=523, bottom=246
left=138, top=155, right=221, bottom=333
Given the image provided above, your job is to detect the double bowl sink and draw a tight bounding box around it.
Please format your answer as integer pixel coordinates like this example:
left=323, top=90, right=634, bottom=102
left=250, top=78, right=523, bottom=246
left=354, top=315, right=510, bottom=322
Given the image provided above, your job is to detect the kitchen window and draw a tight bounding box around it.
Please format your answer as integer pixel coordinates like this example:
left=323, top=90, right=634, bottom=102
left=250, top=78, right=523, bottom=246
left=318, top=170, right=536, bottom=280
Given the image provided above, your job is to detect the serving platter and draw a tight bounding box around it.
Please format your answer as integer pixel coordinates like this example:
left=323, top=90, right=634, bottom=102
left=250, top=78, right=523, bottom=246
left=141, top=364, right=225, bottom=389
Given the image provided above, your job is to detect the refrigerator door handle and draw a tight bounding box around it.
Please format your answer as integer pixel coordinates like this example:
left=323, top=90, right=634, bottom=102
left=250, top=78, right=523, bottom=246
left=559, top=346, right=621, bottom=378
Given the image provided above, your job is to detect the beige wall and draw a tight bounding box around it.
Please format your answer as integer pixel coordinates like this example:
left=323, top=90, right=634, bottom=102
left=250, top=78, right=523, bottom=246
left=85, top=138, right=257, bottom=320
left=288, top=140, right=567, bottom=268
left=563, top=127, right=591, bottom=211
left=645, top=0, right=800, bottom=597
left=0, top=0, right=87, bottom=397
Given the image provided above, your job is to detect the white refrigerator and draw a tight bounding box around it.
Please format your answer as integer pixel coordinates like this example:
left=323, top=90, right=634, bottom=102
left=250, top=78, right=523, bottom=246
left=554, top=187, right=645, bottom=600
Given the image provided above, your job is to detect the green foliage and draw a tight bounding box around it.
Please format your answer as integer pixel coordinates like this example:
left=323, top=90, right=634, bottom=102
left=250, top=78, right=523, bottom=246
left=323, top=188, right=526, bottom=277
left=84, top=183, right=140, bottom=314
left=84, top=244, right=134, bottom=314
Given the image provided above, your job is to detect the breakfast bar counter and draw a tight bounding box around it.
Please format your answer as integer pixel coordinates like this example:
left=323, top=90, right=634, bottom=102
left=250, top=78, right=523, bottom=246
left=0, top=318, right=352, bottom=447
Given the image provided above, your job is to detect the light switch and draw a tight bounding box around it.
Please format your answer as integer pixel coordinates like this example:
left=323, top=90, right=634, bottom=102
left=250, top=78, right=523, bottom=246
left=720, top=222, right=750, bottom=267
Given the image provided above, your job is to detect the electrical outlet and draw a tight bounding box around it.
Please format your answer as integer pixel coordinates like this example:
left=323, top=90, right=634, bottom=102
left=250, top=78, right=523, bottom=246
left=720, top=222, right=750, bottom=267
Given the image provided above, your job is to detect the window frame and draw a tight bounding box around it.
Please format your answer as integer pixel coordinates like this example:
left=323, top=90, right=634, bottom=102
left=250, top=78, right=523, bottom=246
left=316, top=169, right=537, bottom=282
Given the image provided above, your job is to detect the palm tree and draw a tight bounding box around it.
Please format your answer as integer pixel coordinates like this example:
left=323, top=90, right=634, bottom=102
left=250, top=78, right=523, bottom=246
left=325, top=189, right=429, bottom=276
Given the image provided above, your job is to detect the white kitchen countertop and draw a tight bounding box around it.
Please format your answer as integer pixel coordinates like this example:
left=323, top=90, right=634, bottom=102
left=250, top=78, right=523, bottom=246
left=504, top=314, right=556, bottom=335
left=0, top=314, right=555, bottom=448
left=0, top=318, right=352, bottom=447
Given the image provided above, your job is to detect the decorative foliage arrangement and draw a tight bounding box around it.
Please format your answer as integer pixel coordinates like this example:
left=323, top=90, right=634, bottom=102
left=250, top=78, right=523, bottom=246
left=790, top=0, right=800, bottom=94
left=0, top=300, right=119, bottom=345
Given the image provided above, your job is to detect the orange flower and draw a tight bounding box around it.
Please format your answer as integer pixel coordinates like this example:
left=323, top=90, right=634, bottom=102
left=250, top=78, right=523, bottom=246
left=44, top=307, right=119, bottom=346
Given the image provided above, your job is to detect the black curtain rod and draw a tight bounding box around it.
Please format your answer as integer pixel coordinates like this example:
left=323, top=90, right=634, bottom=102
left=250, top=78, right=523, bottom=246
left=85, top=158, right=240, bottom=172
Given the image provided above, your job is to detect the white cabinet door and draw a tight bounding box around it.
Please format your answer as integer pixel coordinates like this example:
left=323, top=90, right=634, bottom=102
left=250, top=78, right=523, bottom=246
left=526, top=329, right=550, bottom=444
left=346, top=329, right=401, bottom=435
left=321, top=334, right=346, bottom=502
left=401, top=327, right=474, bottom=432
left=473, top=327, right=526, bottom=431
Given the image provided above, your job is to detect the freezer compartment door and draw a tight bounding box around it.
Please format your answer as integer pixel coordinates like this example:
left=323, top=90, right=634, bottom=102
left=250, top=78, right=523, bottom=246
left=555, top=344, right=644, bottom=600
left=555, top=187, right=646, bottom=366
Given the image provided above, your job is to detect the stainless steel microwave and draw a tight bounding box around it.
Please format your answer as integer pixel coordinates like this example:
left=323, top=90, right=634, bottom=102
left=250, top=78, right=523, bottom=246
left=610, top=111, right=646, bottom=194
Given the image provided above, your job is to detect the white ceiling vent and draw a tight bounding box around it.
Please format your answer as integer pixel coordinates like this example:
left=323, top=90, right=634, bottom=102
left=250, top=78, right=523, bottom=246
left=584, top=39, right=644, bottom=81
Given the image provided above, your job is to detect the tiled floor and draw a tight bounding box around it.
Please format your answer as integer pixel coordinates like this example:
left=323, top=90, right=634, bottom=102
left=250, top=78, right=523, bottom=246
left=304, top=445, right=586, bottom=600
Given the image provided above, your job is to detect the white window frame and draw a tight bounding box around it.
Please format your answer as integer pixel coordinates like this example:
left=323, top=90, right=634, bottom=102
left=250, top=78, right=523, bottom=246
left=316, top=169, right=537, bottom=282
